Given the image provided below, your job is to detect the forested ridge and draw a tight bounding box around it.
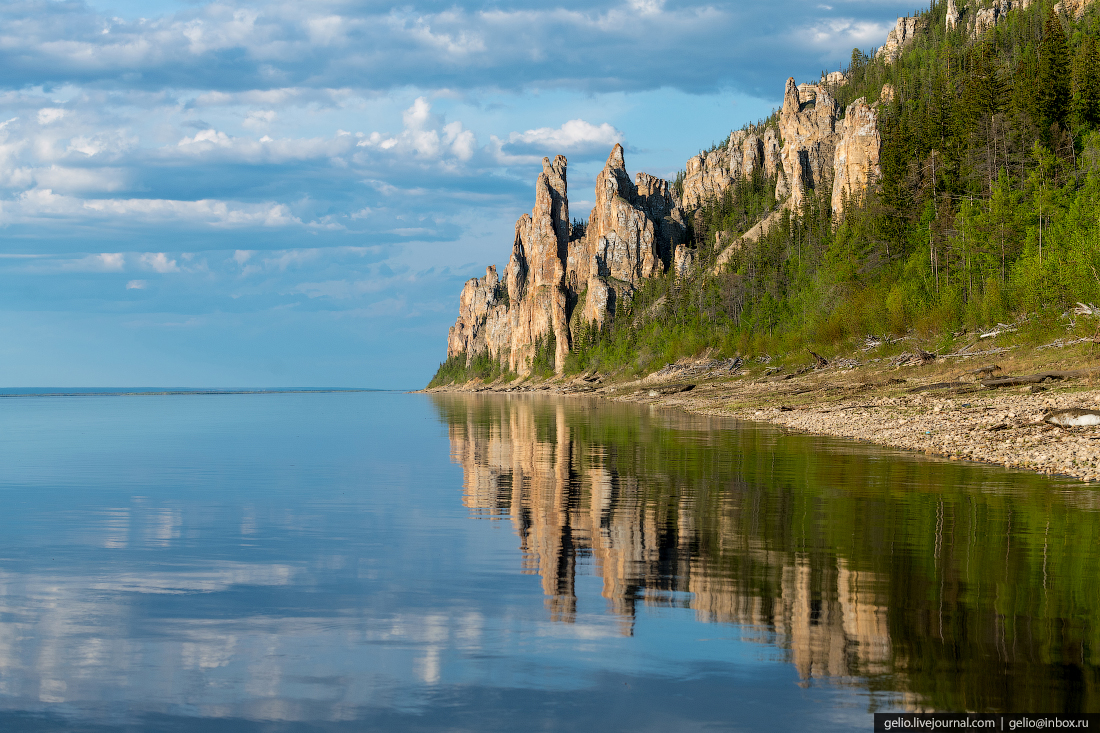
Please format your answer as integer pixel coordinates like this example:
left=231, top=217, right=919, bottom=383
left=431, top=0, right=1100, bottom=386
left=564, top=0, right=1100, bottom=376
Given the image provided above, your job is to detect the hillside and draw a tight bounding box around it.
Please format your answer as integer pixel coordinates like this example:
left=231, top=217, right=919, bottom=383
left=431, top=0, right=1100, bottom=388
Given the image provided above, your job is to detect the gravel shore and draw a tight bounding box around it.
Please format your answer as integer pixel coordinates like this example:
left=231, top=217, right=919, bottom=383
left=426, top=347, right=1100, bottom=483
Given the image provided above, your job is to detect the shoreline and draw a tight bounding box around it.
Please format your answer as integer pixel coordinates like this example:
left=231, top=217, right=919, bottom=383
left=423, top=345, right=1100, bottom=483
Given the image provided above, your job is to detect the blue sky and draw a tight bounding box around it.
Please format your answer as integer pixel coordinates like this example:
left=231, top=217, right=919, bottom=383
left=0, top=0, right=912, bottom=388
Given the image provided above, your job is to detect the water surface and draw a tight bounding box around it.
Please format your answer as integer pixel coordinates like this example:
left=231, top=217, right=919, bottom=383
left=0, top=391, right=1095, bottom=731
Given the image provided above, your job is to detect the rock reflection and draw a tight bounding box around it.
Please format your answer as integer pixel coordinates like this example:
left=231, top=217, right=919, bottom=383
left=440, top=395, right=893, bottom=681
left=434, top=393, right=1100, bottom=711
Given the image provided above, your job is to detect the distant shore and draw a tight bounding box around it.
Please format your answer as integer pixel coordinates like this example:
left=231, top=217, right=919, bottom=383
left=424, top=343, right=1100, bottom=483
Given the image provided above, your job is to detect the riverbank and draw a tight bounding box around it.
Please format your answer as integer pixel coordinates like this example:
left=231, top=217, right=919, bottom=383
left=424, top=339, right=1100, bottom=483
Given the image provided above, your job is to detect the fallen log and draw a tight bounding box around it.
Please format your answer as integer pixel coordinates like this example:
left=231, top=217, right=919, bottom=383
left=909, top=382, right=979, bottom=394
left=980, top=371, right=1079, bottom=388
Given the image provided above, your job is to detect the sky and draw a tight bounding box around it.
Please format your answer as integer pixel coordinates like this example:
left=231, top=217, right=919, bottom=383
left=0, top=0, right=916, bottom=388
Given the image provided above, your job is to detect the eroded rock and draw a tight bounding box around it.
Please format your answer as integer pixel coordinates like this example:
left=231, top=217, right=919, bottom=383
left=831, top=98, right=882, bottom=218
left=446, top=147, right=681, bottom=377
left=779, top=77, right=842, bottom=209
left=877, top=16, right=923, bottom=63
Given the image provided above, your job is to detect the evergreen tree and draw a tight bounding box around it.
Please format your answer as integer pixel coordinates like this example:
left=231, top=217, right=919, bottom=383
left=1072, top=36, right=1100, bottom=129
left=1036, top=9, right=1071, bottom=131
left=964, top=43, right=1002, bottom=126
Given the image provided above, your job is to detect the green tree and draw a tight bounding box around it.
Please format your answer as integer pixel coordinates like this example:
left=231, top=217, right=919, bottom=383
left=1037, top=9, right=1071, bottom=132
left=1072, top=36, right=1100, bottom=130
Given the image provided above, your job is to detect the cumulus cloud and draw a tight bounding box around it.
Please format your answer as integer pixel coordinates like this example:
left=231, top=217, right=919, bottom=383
left=495, top=119, right=623, bottom=162
left=356, top=97, right=478, bottom=164
left=140, top=252, right=179, bottom=273
left=37, top=108, right=67, bottom=125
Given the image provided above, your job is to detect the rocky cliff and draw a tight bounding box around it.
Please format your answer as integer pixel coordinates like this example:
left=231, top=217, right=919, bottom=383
left=446, top=146, right=688, bottom=375
left=444, top=73, right=885, bottom=378
left=680, top=128, right=782, bottom=211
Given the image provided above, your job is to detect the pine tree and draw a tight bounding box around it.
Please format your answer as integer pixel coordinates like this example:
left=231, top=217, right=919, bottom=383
left=1036, top=9, right=1071, bottom=131
left=964, top=45, right=998, bottom=123
left=1072, top=36, right=1100, bottom=129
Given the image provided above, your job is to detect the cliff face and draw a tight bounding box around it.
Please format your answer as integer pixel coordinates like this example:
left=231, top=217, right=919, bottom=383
left=443, top=76, right=884, bottom=378
left=447, top=146, right=686, bottom=375
left=877, top=16, right=924, bottom=63
left=831, top=98, right=882, bottom=217
left=680, top=128, right=783, bottom=211
left=779, top=77, right=840, bottom=210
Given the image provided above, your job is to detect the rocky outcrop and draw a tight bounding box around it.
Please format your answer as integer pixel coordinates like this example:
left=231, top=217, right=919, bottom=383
left=680, top=147, right=731, bottom=211
left=634, top=171, right=685, bottom=271
left=763, top=127, right=782, bottom=178
left=446, top=147, right=684, bottom=377
left=877, top=16, right=923, bottom=63
left=447, top=265, right=506, bottom=362
left=1054, top=0, right=1095, bottom=19
left=973, top=0, right=1032, bottom=36
left=779, top=77, right=842, bottom=210
left=831, top=98, right=882, bottom=218
left=673, top=242, right=696, bottom=279
left=444, top=69, right=892, bottom=377
left=680, top=127, right=783, bottom=211
left=946, top=0, right=962, bottom=30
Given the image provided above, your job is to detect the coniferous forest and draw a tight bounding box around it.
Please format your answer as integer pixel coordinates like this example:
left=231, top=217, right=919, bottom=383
left=561, top=0, right=1100, bottom=377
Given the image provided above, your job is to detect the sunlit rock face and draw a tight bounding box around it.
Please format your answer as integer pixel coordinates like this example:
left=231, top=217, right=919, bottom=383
left=680, top=128, right=781, bottom=212
left=445, top=147, right=683, bottom=376
left=877, top=16, right=924, bottom=63
left=1054, top=0, right=1095, bottom=19
left=445, top=73, right=895, bottom=377
left=831, top=97, right=882, bottom=219
left=779, top=76, right=842, bottom=211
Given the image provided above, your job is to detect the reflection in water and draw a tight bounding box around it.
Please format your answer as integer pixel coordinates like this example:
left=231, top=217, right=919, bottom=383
left=434, top=394, right=1100, bottom=713
left=0, top=391, right=1096, bottom=730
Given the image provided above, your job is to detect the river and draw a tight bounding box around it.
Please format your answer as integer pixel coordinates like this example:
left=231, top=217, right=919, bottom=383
left=0, top=391, right=1094, bottom=730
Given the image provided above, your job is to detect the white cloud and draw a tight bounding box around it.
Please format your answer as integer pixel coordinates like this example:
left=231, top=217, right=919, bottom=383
left=491, top=119, right=623, bottom=164
left=178, top=129, right=233, bottom=148
left=126, top=279, right=147, bottom=289
left=55, top=252, right=127, bottom=272
left=356, top=97, right=478, bottom=163
left=34, top=165, right=129, bottom=194
left=509, top=119, right=622, bottom=150
left=37, top=108, right=67, bottom=126
left=140, top=252, right=179, bottom=273
left=99, top=252, right=125, bottom=270
left=242, top=110, right=277, bottom=129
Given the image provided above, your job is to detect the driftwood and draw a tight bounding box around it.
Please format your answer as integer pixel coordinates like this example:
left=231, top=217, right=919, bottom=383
left=808, top=350, right=829, bottom=368
left=654, top=384, right=696, bottom=395
left=980, top=371, right=1080, bottom=388
left=909, top=382, right=979, bottom=394
left=964, top=364, right=1002, bottom=377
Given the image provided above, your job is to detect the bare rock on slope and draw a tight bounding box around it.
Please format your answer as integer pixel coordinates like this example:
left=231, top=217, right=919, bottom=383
left=445, top=147, right=681, bottom=378
left=877, top=16, right=923, bottom=63
left=831, top=98, right=882, bottom=219
left=779, top=77, right=842, bottom=210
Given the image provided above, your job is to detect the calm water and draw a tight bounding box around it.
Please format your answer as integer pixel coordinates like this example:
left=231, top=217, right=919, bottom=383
left=0, top=392, right=1096, bottom=731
